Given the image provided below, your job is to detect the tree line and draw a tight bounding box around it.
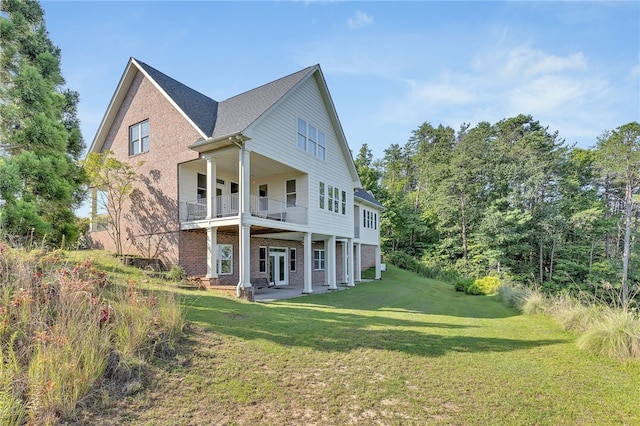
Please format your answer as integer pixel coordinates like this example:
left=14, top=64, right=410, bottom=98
left=356, top=116, right=640, bottom=304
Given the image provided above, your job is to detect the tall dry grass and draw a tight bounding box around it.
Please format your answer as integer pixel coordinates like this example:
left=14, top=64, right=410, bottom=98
left=497, top=281, right=640, bottom=361
left=0, top=244, right=184, bottom=425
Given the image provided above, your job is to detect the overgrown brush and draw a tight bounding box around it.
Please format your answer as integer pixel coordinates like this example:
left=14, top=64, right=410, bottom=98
left=577, top=308, right=640, bottom=361
left=496, top=284, right=531, bottom=310
left=498, top=281, right=640, bottom=361
left=0, top=244, right=184, bottom=425
left=520, top=289, right=549, bottom=315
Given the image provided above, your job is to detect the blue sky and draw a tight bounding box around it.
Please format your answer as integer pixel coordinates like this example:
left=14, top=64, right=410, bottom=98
left=41, top=1, right=639, bottom=160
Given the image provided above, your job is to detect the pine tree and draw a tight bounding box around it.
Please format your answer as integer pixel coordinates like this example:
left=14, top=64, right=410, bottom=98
left=0, top=0, right=85, bottom=244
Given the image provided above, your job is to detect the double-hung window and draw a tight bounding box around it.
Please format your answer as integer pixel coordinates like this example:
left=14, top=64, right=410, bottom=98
left=217, top=244, right=233, bottom=275
left=290, top=248, right=296, bottom=272
left=319, top=182, right=325, bottom=209
left=314, top=249, right=325, bottom=270
left=129, top=119, right=149, bottom=156
left=259, top=247, right=267, bottom=273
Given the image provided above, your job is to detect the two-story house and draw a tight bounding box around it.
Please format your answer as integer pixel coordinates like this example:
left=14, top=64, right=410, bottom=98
left=88, top=58, right=383, bottom=298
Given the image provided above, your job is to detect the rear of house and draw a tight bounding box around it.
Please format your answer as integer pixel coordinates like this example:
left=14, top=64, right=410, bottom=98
left=88, top=58, right=383, bottom=296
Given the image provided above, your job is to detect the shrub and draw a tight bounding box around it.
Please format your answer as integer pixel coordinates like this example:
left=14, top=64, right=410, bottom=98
left=577, top=308, right=640, bottom=360
left=166, top=265, right=186, bottom=282
left=454, top=278, right=474, bottom=293
left=466, top=276, right=501, bottom=295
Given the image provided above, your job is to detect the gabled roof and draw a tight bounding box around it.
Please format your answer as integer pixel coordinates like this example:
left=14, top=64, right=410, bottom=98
left=211, top=66, right=316, bottom=140
left=89, top=59, right=361, bottom=186
left=354, top=188, right=384, bottom=209
left=136, top=60, right=218, bottom=137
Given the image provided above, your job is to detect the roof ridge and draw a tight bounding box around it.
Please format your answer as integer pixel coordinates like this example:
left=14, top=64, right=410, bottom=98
left=222, top=64, right=317, bottom=103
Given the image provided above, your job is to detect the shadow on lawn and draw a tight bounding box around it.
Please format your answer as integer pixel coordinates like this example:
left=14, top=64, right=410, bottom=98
left=284, top=279, right=521, bottom=319
left=182, top=293, right=568, bottom=358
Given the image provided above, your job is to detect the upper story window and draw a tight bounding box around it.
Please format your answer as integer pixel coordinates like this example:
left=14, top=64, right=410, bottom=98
left=363, top=209, right=378, bottom=230
left=319, top=182, right=325, bottom=209
left=129, top=119, right=149, bottom=156
left=297, top=118, right=325, bottom=160
left=321, top=182, right=346, bottom=215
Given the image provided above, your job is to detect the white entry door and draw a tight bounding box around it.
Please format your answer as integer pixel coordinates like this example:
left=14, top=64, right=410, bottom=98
left=269, top=248, right=288, bottom=286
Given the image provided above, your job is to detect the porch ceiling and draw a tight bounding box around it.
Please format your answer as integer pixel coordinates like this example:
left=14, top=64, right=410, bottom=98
left=201, top=150, right=302, bottom=179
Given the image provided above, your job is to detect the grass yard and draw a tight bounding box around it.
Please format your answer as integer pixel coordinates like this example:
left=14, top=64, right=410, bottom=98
left=71, top=255, right=640, bottom=425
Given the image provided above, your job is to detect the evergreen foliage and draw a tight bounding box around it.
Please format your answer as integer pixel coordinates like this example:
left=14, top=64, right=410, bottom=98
left=370, top=117, right=640, bottom=303
left=0, top=0, right=86, bottom=245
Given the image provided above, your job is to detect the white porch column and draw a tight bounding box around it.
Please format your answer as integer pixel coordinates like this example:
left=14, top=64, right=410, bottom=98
left=239, top=146, right=251, bottom=219
left=303, top=232, right=313, bottom=294
left=375, top=245, right=382, bottom=280
left=203, top=154, right=216, bottom=219
left=237, top=223, right=252, bottom=297
left=206, top=226, right=218, bottom=278
left=347, top=239, right=355, bottom=287
left=341, top=240, right=348, bottom=284
left=236, top=145, right=253, bottom=298
left=328, top=235, right=337, bottom=290
left=354, top=242, right=362, bottom=282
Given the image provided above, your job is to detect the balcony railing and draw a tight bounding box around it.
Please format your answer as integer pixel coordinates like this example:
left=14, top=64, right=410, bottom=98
left=179, top=194, right=307, bottom=225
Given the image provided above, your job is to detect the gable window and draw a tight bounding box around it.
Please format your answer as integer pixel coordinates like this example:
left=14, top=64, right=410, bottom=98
left=286, top=179, right=296, bottom=207
left=217, top=244, right=233, bottom=275
left=297, top=118, right=325, bottom=160
left=129, top=119, right=149, bottom=156
left=314, top=249, right=325, bottom=270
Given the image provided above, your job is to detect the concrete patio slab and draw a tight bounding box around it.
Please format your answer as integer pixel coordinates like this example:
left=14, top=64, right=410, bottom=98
left=254, top=282, right=353, bottom=302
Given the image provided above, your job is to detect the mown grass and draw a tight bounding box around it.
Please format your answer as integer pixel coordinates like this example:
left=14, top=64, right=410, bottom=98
left=68, top=259, right=640, bottom=425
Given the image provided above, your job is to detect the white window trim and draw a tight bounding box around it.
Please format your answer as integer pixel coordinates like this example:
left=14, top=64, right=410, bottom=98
left=297, top=117, right=325, bottom=160
left=290, top=248, right=297, bottom=272
left=314, top=249, right=326, bottom=271
left=129, top=119, right=149, bottom=156
left=217, top=244, right=233, bottom=275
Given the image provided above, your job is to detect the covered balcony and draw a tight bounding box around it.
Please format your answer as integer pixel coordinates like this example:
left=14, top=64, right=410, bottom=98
left=179, top=194, right=307, bottom=224
left=178, top=147, right=308, bottom=227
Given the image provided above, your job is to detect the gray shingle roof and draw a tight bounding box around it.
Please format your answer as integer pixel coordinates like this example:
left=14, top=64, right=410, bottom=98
left=136, top=59, right=218, bottom=137
left=135, top=58, right=316, bottom=140
left=212, top=65, right=316, bottom=140
left=354, top=188, right=383, bottom=209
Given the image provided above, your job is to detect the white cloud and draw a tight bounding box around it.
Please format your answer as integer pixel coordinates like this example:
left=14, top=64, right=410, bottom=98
left=375, top=44, right=615, bottom=148
left=347, top=11, right=374, bottom=30
left=406, top=78, right=475, bottom=105
left=502, top=48, right=587, bottom=78
left=507, top=74, right=608, bottom=114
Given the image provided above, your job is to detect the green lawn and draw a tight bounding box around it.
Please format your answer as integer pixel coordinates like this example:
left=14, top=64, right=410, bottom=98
left=74, top=256, right=640, bottom=425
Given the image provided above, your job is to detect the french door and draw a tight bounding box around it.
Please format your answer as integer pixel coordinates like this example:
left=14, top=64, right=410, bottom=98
left=269, top=248, right=288, bottom=286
